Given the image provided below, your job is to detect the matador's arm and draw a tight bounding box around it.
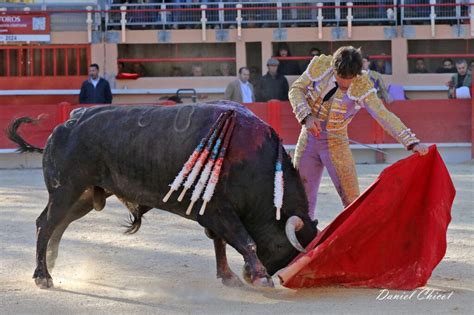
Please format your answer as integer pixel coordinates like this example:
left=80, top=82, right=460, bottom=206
left=360, top=81, right=419, bottom=149
left=288, top=55, right=333, bottom=123
left=288, top=67, right=313, bottom=124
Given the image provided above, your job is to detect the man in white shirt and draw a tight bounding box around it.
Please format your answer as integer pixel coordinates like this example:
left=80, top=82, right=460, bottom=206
left=224, top=67, right=255, bottom=104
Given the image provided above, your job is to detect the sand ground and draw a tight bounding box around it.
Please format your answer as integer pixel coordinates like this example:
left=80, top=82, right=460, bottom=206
left=0, top=163, right=473, bottom=314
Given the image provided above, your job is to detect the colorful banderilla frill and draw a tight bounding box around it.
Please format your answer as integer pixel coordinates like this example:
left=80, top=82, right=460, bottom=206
left=274, top=139, right=284, bottom=220
left=186, top=114, right=234, bottom=215
left=176, top=111, right=231, bottom=202
left=164, top=109, right=284, bottom=219
left=162, top=111, right=230, bottom=203
left=199, top=112, right=236, bottom=215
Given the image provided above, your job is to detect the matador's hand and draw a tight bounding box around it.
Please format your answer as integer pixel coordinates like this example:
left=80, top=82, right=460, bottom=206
left=304, top=115, right=322, bottom=137
left=412, top=143, right=429, bottom=156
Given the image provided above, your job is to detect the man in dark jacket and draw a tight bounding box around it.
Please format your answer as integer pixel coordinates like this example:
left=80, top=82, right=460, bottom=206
left=447, top=59, right=472, bottom=99
left=276, top=43, right=301, bottom=76
left=79, top=64, right=113, bottom=104
left=256, top=58, right=289, bottom=102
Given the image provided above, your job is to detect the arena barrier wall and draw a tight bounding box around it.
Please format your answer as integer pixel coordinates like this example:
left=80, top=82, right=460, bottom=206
left=0, top=99, right=472, bottom=159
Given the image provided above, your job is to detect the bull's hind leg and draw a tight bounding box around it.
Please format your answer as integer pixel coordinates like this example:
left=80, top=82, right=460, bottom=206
left=33, top=186, right=84, bottom=289
left=199, top=211, right=274, bottom=288
left=205, top=228, right=244, bottom=287
left=47, top=188, right=96, bottom=271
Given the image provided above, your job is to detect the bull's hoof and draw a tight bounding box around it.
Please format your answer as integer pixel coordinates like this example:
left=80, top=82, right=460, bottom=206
left=252, top=276, right=274, bottom=288
left=34, top=277, right=54, bottom=289
left=221, top=274, right=244, bottom=287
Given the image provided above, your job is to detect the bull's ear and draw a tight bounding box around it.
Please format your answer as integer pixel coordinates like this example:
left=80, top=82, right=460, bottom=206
left=285, top=216, right=306, bottom=253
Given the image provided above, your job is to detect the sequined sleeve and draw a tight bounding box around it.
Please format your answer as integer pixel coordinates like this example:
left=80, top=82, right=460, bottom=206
left=288, top=54, right=333, bottom=124
left=288, top=71, right=312, bottom=124
left=363, top=91, right=419, bottom=149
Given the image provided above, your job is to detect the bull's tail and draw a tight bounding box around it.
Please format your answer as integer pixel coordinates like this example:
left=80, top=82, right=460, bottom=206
left=6, top=116, right=44, bottom=153
left=124, top=212, right=143, bottom=234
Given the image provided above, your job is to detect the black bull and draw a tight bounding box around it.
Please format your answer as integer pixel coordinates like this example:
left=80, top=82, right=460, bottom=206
left=8, top=101, right=317, bottom=289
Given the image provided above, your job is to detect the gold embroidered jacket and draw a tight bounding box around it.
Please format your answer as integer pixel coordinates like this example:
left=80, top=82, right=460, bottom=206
left=288, top=54, right=419, bottom=149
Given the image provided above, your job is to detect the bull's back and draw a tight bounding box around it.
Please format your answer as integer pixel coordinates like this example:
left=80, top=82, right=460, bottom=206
left=50, top=102, right=273, bottom=208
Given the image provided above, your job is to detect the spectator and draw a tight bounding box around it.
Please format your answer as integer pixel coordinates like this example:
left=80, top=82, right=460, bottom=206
left=370, top=54, right=392, bottom=74
left=79, top=64, right=113, bottom=104
left=170, top=0, right=201, bottom=30
left=191, top=64, right=203, bottom=76
left=470, top=60, right=474, bottom=71
left=131, top=62, right=146, bottom=76
left=362, top=56, right=393, bottom=104
left=303, top=47, right=322, bottom=70
left=224, top=67, right=255, bottom=103
left=117, top=62, right=125, bottom=74
left=275, top=43, right=300, bottom=75
left=171, top=66, right=183, bottom=77
left=171, top=0, right=219, bottom=29
left=256, top=58, right=289, bottom=102
left=216, top=62, right=231, bottom=76
left=309, top=47, right=322, bottom=57
left=436, top=59, right=457, bottom=73
left=404, top=0, right=430, bottom=20
left=413, top=58, right=429, bottom=73
left=447, top=59, right=472, bottom=99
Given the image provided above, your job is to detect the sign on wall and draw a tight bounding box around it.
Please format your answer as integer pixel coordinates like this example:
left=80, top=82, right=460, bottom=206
left=0, top=14, right=50, bottom=42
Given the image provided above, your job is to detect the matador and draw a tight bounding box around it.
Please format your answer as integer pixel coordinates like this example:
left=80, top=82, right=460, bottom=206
left=289, top=46, right=428, bottom=222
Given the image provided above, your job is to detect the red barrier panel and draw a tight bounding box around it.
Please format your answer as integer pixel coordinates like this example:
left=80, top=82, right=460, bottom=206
left=0, top=100, right=472, bottom=155
left=0, top=104, right=61, bottom=149
left=472, top=95, right=474, bottom=159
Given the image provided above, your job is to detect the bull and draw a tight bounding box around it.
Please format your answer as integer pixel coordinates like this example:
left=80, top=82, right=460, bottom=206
left=7, top=101, right=317, bottom=289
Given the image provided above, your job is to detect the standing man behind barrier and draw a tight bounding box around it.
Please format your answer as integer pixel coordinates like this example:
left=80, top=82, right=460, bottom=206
left=79, top=64, right=113, bottom=104
left=256, top=58, right=289, bottom=102
left=362, top=56, right=393, bottom=104
left=447, top=59, right=472, bottom=99
left=224, top=67, right=255, bottom=103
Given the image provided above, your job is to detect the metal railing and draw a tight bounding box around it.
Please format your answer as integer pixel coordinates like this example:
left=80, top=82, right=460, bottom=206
left=401, top=0, right=471, bottom=24
left=105, top=1, right=400, bottom=30
left=0, top=1, right=472, bottom=33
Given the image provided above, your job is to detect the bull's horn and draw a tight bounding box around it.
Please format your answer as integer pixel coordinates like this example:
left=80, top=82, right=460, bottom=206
left=285, top=216, right=307, bottom=253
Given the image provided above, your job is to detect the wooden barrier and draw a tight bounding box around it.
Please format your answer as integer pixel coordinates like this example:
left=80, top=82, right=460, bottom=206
left=0, top=99, right=472, bottom=158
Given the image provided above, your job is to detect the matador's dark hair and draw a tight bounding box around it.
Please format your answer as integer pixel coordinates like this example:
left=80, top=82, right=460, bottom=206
left=332, top=46, right=363, bottom=78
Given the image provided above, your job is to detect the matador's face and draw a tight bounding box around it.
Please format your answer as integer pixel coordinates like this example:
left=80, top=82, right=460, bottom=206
left=334, top=73, right=355, bottom=91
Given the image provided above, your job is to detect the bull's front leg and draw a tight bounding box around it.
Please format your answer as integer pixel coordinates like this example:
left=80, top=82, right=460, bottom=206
left=199, top=211, right=274, bottom=288
left=205, top=228, right=243, bottom=287
left=237, top=240, right=273, bottom=287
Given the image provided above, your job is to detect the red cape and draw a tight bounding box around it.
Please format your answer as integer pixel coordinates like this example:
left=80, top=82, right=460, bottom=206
left=279, top=145, right=455, bottom=290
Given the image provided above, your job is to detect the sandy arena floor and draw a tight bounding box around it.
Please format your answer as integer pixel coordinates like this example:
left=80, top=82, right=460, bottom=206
left=0, top=163, right=473, bottom=314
